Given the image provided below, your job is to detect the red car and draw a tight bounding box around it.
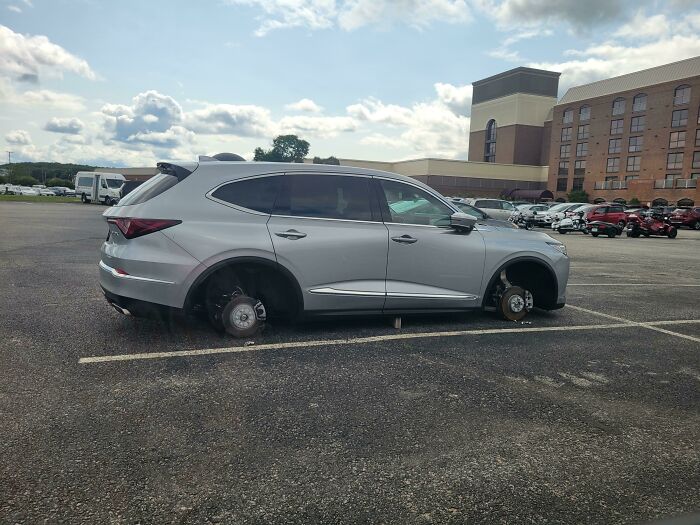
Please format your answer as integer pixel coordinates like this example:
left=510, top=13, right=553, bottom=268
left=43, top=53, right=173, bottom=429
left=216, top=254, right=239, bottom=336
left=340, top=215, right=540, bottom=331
left=669, top=207, right=700, bottom=230
left=585, top=204, right=627, bottom=228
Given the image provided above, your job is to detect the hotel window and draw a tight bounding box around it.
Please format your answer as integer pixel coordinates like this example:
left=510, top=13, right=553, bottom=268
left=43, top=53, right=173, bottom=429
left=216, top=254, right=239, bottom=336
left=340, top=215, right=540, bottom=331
left=558, top=160, right=569, bottom=175
left=574, top=160, right=586, bottom=175
left=577, top=124, right=589, bottom=139
left=560, top=144, right=571, bottom=157
left=579, top=105, right=591, bottom=121
left=626, top=156, right=641, bottom=172
left=632, top=93, right=647, bottom=112
left=612, top=97, right=626, bottom=115
left=696, top=129, right=700, bottom=147
left=667, top=152, right=683, bottom=170
left=561, top=127, right=572, bottom=141
left=698, top=106, right=700, bottom=124
left=484, top=119, right=496, bottom=162
left=630, top=116, right=645, bottom=132
left=606, top=158, right=620, bottom=173
left=556, top=177, right=568, bottom=191
left=672, top=109, right=688, bottom=127
left=674, top=85, right=691, bottom=106
left=693, top=151, right=700, bottom=169
left=625, top=175, right=639, bottom=181
left=608, top=138, right=622, bottom=154
left=670, top=131, right=686, bottom=148
left=628, top=136, right=643, bottom=152
left=576, top=142, right=588, bottom=156
left=610, top=119, right=624, bottom=134
left=572, top=177, right=584, bottom=191
left=563, top=108, right=573, bottom=123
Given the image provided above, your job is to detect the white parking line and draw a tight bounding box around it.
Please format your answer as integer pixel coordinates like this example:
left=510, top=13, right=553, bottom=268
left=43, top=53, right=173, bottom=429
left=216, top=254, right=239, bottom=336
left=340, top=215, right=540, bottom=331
left=78, top=314, right=700, bottom=364
left=566, top=304, right=700, bottom=343
left=568, top=283, right=700, bottom=287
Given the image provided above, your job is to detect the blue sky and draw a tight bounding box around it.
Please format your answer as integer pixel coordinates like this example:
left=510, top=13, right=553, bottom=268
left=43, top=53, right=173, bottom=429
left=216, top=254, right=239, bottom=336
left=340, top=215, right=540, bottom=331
left=2, top=0, right=700, bottom=166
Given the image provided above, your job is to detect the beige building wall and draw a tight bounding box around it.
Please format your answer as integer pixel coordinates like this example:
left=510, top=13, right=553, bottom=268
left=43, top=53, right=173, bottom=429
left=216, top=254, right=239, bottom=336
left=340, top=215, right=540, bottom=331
left=470, top=93, right=558, bottom=131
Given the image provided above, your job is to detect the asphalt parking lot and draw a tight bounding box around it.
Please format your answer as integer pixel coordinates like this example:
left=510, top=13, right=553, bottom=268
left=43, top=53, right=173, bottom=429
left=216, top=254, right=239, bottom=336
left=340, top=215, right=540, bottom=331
left=1, top=201, right=698, bottom=524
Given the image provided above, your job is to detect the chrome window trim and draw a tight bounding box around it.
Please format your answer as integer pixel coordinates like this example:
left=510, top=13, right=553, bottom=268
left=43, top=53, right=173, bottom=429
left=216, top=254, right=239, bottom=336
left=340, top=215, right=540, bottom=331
left=99, top=260, right=175, bottom=285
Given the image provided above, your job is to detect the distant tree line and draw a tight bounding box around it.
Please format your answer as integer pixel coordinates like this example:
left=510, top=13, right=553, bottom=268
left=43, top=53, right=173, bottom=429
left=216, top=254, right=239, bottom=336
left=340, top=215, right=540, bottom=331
left=253, top=135, right=338, bottom=165
left=0, top=162, right=96, bottom=187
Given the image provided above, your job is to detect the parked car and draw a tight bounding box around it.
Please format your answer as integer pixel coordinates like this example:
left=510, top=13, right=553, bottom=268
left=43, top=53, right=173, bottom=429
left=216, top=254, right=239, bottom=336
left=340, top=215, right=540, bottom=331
left=49, top=186, right=73, bottom=196
left=669, top=207, right=700, bottom=229
left=517, top=204, right=550, bottom=221
left=100, top=159, right=569, bottom=335
left=452, top=201, right=517, bottom=229
left=38, top=188, right=57, bottom=196
left=18, top=186, right=40, bottom=196
left=466, top=198, right=518, bottom=221
left=585, top=204, right=627, bottom=228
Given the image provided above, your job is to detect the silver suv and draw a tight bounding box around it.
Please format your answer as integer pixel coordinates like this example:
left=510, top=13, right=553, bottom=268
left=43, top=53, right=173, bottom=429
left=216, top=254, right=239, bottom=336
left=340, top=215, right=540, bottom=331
left=100, top=159, right=569, bottom=336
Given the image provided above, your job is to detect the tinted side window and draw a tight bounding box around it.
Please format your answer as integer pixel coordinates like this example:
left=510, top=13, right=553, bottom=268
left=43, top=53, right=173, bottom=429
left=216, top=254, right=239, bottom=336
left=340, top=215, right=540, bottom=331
left=379, top=179, right=452, bottom=226
left=609, top=205, right=624, bottom=213
left=78, top=177, right=92, bottom=187
left=275, top=174, right=372, bottom=221
left=211, top=176, right=281, bottom=214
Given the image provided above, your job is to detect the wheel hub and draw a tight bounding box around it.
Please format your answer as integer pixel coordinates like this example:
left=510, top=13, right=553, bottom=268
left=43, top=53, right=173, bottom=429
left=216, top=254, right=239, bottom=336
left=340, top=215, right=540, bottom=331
left=508, top=294, right=525, bottom=313
left=230, top=303, right=256, bottom=330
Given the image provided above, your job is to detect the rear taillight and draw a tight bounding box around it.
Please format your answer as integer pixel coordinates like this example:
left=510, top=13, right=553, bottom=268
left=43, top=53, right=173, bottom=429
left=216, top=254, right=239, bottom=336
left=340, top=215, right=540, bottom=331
left=108, top=218, right=181, bottom=239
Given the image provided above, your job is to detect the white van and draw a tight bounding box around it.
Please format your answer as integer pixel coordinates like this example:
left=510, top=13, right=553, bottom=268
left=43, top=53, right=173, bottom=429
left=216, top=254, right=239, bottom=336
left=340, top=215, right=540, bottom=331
left=74, top=172, right=126, bottom=205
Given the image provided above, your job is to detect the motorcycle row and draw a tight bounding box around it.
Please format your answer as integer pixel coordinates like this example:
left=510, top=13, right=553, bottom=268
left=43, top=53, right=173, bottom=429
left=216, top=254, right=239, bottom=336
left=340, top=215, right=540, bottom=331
left=549, top=210, right=678, bottom=239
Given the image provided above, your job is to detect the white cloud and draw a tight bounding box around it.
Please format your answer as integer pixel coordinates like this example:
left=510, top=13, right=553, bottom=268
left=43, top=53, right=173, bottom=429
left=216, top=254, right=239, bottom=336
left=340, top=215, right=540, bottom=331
left=19, top=89, right=86, bottom=111
left=479, top=0, right=632, bottom=31
left=434, top=82, right=473, bottom=115
left=278, top=115, right=357, bottom=138
left=44, top=117, right=84, bottom=134
left=7, top=5, right=22, bottom=13
left=228, top=0, right=471, bottom=35
left=285, top=98, right=323, bottom=113
left=530, top=33, right=700, bottom=92
left=0, top=24, right=96, bottom=82
left=613, top=11, right=671, bottom=40
left=185, top=103, right=275, bottom=137
left=5, top=129, right=31, bottom=145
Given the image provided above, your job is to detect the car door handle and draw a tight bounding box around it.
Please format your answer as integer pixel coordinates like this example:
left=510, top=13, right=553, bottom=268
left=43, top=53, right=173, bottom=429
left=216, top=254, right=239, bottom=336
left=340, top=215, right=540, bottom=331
left=391, top=235, right=418, bottom=244
left=275, top=229, right=307, bottom=240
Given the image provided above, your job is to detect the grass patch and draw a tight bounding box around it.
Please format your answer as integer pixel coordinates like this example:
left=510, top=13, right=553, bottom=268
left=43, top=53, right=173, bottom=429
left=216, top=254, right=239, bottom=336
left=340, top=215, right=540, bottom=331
left=0, top=195, right=82, bottom=204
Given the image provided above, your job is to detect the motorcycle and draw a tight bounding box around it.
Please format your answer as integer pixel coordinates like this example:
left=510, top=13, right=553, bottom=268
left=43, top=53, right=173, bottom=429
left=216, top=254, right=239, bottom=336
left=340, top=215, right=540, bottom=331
left=509, top=211, right=534, bottom=230
left=556, top=210, right=588, bottom=234
left=626, top=211, right=678, bottom=238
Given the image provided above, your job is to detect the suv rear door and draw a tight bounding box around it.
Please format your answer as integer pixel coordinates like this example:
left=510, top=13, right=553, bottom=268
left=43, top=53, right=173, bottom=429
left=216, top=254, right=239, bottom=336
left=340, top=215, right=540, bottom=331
left=268, top=173, right=389, bottom=313
left=377, top=178, right=485, bottom=310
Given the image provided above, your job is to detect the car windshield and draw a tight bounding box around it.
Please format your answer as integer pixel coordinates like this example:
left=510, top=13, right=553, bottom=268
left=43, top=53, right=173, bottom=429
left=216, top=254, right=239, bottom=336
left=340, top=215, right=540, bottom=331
left=547, top=203, right=569, bottom=213
left=106, top=179, right=123, bottom=188
left=673, top=208, right=690, bottom=213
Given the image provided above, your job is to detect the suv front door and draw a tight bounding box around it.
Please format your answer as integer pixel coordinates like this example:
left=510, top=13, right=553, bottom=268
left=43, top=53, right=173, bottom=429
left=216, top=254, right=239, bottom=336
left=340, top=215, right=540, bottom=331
left=377, top=178, right=486, bottom=310
left=268, top=173, right=389, bottom=313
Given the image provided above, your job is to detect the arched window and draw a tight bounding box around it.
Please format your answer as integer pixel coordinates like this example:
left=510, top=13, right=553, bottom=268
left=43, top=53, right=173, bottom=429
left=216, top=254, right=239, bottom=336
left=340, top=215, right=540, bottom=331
left=677, top=198, right=694, bottom=207
left=652, top=197, right=668, bottom=207
left=579, top=105, right=591, bottom=121
left=563, top=108, right=573, bottom=123
left=674, top=85, right=691, bottom=105
left=484, top=119, right=496, bottom=163
left=612, top=97, right=626, bottom=116
left=633, top=93, right=647, bottom=112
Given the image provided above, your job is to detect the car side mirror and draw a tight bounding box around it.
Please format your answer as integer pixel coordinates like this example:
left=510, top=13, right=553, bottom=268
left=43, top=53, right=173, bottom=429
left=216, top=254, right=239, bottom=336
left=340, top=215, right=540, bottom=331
left=450, top=212, right=477, bottom=232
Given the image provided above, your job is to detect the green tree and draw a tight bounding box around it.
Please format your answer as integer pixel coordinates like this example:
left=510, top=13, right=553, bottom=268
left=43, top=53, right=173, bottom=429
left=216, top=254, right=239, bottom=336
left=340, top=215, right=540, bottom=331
left=47, top=177, right=74, bottom=188
left=312, top=156, right=340, bottom=165
left=254, top=135, right=310, bottom=163
left=629, top=197, right=640, bottom=206
left=15, top=175, right=39, bottom=186
left=566, top=189, right=589, bottom=203
left=0, top=175, right=6, bottom=184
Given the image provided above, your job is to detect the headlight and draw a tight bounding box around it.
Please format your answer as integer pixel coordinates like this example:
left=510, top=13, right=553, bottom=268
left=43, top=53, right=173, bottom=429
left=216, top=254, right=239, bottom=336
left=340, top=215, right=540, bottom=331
left=547, top=241, right=567, bottom=256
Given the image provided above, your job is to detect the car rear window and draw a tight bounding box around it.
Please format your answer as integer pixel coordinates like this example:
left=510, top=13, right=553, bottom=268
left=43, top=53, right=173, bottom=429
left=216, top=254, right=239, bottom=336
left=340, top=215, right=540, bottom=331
left=211, top=176, right=281, bottom=214
left=117, top=173, right=179, bottom=206
left=474, top=200, right=499, bottom=209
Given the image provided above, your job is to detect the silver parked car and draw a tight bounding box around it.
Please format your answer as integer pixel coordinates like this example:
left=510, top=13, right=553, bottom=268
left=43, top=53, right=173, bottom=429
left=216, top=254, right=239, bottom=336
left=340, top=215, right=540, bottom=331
left=466, top=198, right=518, bottom=221
left=100, top=159, right=569, bottom=336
